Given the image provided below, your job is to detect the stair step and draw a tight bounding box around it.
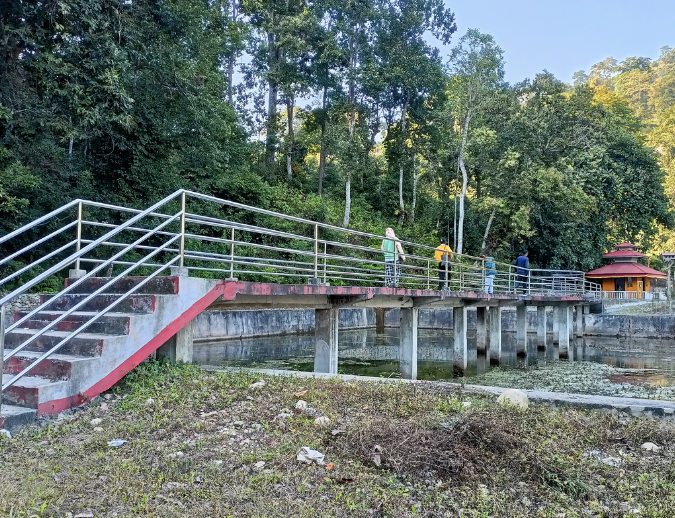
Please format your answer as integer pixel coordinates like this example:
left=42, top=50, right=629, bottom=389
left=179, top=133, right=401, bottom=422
left=40, top=293, right=156, bottom=314
left=64, top=276, right=179, bottom=295
left=4, top=329, right=117, bottom=356
left=15, top=311, right=131, bottom=335
left=0, top=404, right=37, bottom=432
left=1, top=374, right=69, bottom=409
left=2, top=350, right=98, bottom=380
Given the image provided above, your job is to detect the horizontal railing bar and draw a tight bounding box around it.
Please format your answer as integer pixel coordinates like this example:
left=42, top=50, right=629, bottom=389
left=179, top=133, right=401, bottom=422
left=0, top=199, right=81, bottom=245
left=0, top=240, right=78, bottom=289
left=0, top=220, right=78, bottom=268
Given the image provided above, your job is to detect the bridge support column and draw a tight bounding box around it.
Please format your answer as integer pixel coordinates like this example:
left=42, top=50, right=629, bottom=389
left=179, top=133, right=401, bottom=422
left=568, top=306, right=574, bottom=339
left=399, top=308, right=418, bottom=380
left=575, top=305, right=583, bottom=337
left=375, top=308, right=386, bottom=333
left=516, top=304, right=527, bottom=355
left=558, top=304, right=569, bottom=357
left=489, top=307, right=502, bottom=363
left=157, top=320, right=194, bottom=363
left=314, top=308, right=339, bottom=374
left=552, top=306, right=560, bottom=344
left=476, top=307, right=487, bottom=354
left=453, top=306, right=468, bottom=373
left=537, top=306, right=547, bottom=350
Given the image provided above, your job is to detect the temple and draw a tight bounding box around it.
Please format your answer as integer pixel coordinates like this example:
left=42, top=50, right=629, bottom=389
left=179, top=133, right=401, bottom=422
left=586, top=242, right=666, bottom=296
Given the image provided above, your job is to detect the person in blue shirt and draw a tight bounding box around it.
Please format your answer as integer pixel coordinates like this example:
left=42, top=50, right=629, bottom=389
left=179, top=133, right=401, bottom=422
left=484, top=255, right=497, bottom=294
left=514, top=250, right=529, bottom=293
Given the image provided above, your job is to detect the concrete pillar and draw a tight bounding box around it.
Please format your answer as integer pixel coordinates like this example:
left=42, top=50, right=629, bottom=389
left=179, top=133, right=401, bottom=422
left=453, top=306, right=468, bottom=373
left=399, top=308, right=418, bottom=380
left=516, top=304, right=527, bottom=355
left=537, top=306, right=547, bottom=350
left=568, top=306, right=574, bottom=339
left=476, top=306, right=487, bottom=354
left=558, top=304, right=569, bottom=356
left=552, top=306, right=560, bottom=344
left=157, top=320, right=194, bottom=363
left=375, top=308, right=386, bottom=332
left=314, top=308, right=339, bottom=374
left=575, top=305, right=583, bottom=337
left=489, top=306, right=502, bottom=363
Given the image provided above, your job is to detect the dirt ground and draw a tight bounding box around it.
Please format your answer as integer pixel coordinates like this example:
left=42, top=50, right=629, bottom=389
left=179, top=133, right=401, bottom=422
left=1, top=362, right=674, bottom=517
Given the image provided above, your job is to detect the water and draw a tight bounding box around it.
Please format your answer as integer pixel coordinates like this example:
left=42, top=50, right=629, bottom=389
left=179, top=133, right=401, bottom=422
left=193, top=328, right=675, bottom=387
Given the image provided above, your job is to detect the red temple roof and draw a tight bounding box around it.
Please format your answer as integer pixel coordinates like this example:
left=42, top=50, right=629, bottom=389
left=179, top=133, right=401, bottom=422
left=615, top=242, right=638, bottom=249
left=602, top=249, right=647, bottom=259
left=585, top=263, right=666, bottom=279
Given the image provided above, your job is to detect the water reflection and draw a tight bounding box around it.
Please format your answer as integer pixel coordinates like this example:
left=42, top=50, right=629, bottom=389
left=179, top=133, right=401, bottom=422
left=193, top=328, right=675, bottom=385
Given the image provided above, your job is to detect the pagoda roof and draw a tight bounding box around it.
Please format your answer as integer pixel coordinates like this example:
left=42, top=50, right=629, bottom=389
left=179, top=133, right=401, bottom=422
left=615, top=242, right=638, bottom=249
left=586, top=263, right=666, bottom=279
left=602, top=249, right=647, bottom=259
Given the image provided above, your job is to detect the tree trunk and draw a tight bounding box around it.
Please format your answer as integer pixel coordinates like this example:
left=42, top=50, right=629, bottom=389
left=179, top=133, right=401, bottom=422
left=342, top=31, right=358, bottom=228
left=265, top=33, right=279, bottom=166
left=343, top=173, right=351, bottom=227
left=226, top=1, right=238, bottom=105
left=481, top=206, right=496, bottom=253
left=457, top=108, right=472, bottom=254
left=411, top=154, right=419, bottom=223
left=398, top=95, right=409, bottom=224
left=286, top=95, right=294, bottom=180
left=318, top=88, right=327, bottom=195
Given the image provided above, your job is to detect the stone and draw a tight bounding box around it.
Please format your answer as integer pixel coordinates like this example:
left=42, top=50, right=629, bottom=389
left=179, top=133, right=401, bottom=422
left=462, top=402, right=472, bottom=408
left=233, top=421, right=245, bottom=427
left=641, top=442, right=661, bottom=452
left=90, top=418, right=102, bottom=427
left=249, top=380, right=266, bottom=390
left=144, top=398, right=155, bottom=407
left=104, top=394, right=112, bottom=400
left=496, top=389, right=529, bottom=410
left=253, top=461, right=266, bottom=470
left=295, top=400, right=308, bottom=411
left=169, top=451, right=184, bottom=460
left=93, top=427, right=104, bottom=433
left=213, top=460, right=224, bottom=467
left=100, top=403, right=108, bottom=411
left=314, top=416, right=331, bottom=428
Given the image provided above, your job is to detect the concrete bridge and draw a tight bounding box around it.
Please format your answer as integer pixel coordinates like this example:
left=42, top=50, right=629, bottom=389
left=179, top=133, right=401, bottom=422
left=0, top=190, right=593, bottom=430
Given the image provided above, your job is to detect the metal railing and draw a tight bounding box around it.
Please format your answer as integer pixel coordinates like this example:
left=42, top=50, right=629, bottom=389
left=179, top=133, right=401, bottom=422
left=0, top=189, right=596, bottom=413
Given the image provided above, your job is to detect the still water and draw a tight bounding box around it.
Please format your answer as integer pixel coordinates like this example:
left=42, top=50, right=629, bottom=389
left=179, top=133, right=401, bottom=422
left=193, top=328, right=675, bottom=386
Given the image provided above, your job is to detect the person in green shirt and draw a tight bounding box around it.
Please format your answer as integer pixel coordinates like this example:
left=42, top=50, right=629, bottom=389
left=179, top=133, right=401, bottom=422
left=381, top=227, right=406, bottom=287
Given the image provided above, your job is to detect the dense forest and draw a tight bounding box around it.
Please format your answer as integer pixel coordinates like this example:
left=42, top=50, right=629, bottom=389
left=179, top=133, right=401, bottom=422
left=0, top=0, right=672, bottom=270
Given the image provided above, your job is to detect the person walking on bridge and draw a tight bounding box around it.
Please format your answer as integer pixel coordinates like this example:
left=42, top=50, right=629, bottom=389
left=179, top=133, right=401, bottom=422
left=434, top=237, right=453, bottom=291
left=514, top=250, right=529, bottom=293
left=381, top=228, right=406, bottom=287
left=484, top=254, right=496, bottom=294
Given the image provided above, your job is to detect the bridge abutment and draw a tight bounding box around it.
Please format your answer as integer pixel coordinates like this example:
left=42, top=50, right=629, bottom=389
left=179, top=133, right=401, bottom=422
left=476, top=307, right=487, bottom=353
left=552, top=306, right=560, bottom=344
left=537, top=305, right=547, bottom=350
left=489, top=306, right=502, bottom=364
left=558, top=304, right=570, bottom=357
left=453, top=307, right=468, bottom=373
left=516, top=304, right=528, bottom=355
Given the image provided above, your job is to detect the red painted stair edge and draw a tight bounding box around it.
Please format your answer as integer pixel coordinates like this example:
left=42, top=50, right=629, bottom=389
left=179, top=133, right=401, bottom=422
left=35, top=282, right=230, bottom=415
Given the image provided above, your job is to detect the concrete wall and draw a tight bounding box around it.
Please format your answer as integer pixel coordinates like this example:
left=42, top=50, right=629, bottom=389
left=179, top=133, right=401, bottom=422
left=585, top=313, right=675, bottom=338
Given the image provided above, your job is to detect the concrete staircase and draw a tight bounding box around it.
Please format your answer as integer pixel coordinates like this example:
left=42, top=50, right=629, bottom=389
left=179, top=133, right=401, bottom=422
left=1, top=275, right=221, bottom=431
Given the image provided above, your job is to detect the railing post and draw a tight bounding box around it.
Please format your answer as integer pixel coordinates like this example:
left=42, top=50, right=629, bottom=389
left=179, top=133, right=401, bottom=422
left=179, top=191, right=186, bottom=268
left=75, top=201, right=83, bottom=271
left=427, top=259, right=430, bottom=289
left=314, top=223, right=319, bottom=279
left=0, top=304, right=5, bottom=418
left=445, top=257, right=449, bottom=292
left=527, top=269, right=531, bottom=295
left=323, top=242, right=327, bottom=284
left=229, top=226, right=235, bottom=279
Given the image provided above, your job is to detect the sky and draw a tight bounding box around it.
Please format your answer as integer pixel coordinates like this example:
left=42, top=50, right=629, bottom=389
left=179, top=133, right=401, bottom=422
left=445, top=0, right=675, bottom=84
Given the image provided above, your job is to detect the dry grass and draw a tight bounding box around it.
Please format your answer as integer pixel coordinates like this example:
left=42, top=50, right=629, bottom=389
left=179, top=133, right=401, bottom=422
left=1, top=362, right=675, bottom=517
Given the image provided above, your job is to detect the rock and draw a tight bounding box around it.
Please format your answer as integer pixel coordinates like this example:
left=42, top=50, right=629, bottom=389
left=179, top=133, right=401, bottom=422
left=0, top=429, right=11, bottom=439
left=295, top=400, right=308, bottom=411
left=104, top=394, right=112, bottom=400
left=169, top=451, right=184, bottom=460
left=107, top=439, right=127, bottom=447
left=233, top=420, right=245, bottom=428
left=246, top=396, right=254, bottom=401
left=496, top=389, right=529, bottom=410
left=93, top=427, right=104, bottom=433
left=253, top=461, right=266, bottom=470
left=297, top=446, right=326, bottom=466
left=586, top=449, right=622, bottom=467
left=144, top=398, right=155, bottom=407
left=462, top=401, right=472, bottom=408
left=74, top=513, right=94, bottom=518
left=249, top=380, right=266, bottom=390
left=641, top=442, right=661, bottom=452
left=90, top=418, right=102, bottom=427
left=213, top=460, right=224, bottom=467
left=314, top=416, right=331, bottom=428
left=100, top=403, right=109, bottom=411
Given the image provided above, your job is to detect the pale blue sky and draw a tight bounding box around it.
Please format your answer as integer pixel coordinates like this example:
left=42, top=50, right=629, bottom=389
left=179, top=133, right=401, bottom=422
left=445, top=0, right=675, bottom=84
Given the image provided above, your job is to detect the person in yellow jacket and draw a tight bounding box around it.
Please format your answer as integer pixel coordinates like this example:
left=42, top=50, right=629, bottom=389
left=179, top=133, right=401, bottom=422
left=434, top=237, right=453, bottom=291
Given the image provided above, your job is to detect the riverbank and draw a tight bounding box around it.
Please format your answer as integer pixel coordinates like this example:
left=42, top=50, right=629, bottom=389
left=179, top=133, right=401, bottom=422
left=2, top=363, right=674, bottom=517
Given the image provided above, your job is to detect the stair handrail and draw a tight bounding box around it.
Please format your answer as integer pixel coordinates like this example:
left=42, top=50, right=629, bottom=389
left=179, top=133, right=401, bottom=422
left=3, top=211, right=182, bottom=361
left=0, top=199, right=82, bottom=246
left=0, top=190, right=185, bottom=308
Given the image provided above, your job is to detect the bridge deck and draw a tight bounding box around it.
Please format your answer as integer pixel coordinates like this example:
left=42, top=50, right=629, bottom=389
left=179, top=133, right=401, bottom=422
left=207, top=280, right=589, bottom=310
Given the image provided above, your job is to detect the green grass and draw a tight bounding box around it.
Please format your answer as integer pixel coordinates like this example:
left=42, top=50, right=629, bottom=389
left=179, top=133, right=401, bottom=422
left=1, top=362, right=674, bottom=517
